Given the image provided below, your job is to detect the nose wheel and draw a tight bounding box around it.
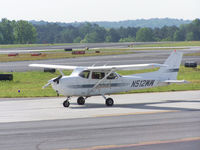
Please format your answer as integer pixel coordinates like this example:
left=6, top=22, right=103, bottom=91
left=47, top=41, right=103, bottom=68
left=63, top=97, right=70, bottom=107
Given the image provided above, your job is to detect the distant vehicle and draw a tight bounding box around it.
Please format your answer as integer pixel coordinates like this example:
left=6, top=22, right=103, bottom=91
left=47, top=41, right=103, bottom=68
left=29, top=51, right=187, bottom=108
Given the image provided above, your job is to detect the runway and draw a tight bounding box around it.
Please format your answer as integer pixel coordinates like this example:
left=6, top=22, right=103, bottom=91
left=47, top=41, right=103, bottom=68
left=0, top=48, right=200, bottom=72
left=0, top=91, right=200, bottom=150
left=0, top=42, right=170, bottom=54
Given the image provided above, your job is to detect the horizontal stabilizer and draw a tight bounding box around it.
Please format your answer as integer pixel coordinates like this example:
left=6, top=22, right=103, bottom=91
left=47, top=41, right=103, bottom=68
left=161, top=80, right=189, bottom=84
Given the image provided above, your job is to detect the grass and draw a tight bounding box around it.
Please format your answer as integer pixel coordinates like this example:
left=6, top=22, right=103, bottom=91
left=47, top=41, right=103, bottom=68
left=0, top=66, right=199, bottom=98
left=0, top=71, right=71, bottom=98
left=134, top=41, right=200, bottom=47
left=1, top=41, right=200, bottom=49
left=184, top=52, right=200, bottom=56
left=0, top=43, right=74, bottom=49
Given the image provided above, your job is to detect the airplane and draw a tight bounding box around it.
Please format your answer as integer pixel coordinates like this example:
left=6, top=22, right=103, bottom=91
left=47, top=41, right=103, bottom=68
left=29, top=51, right=187, bottom=108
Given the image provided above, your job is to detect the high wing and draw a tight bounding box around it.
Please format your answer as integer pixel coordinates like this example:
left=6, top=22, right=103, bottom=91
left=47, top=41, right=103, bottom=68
left=29, top=64, right=78, bottom=70
left=29, top=63, right=167, bottom=71
left=87, top=63, right=167, bottom=71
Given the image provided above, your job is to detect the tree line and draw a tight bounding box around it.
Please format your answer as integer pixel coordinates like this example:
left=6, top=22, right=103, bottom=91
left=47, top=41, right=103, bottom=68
left=0, top=18, right=37, bottom=44
left=0, top=18, right=200, bottom=44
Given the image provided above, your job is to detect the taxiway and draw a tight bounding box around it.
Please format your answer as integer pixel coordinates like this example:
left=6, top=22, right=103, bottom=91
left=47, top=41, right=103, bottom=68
left=0, top=91, right=200, bottom=150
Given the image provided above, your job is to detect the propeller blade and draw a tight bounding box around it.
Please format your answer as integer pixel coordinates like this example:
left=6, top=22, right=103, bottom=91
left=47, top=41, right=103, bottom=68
left=42, top=82, right=51, bottom=89
left=53, top=75, right=62, bottom=83
left=43, top=75, right=62, bottom=89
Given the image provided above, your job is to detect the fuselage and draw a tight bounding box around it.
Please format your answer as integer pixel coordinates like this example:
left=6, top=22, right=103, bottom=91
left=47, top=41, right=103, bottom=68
left=51, top=71, right=167, bottom=97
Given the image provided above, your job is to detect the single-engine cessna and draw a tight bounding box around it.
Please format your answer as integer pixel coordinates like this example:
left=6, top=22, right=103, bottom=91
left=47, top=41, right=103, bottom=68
left=29, top=51, right=187, bottom=108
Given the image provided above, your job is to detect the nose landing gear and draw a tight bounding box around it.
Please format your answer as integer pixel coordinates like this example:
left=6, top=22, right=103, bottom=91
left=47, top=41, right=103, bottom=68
left=63, top=97, right=70, bottom=107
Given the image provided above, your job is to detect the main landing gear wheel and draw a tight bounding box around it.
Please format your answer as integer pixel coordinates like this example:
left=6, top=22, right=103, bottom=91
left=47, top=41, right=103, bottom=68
left=77, top=96, right=85, bottom=105
left=63, top=100, right=70, bottom=107
left=106, top=98, right=114, bottom=106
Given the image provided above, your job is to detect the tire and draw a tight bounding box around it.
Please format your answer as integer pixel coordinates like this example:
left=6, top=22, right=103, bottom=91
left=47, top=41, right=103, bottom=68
left=106, top=98, right=114, bottom=106
left=63, top=100, right=70, bottom=107
left=184, top=61, right=197, bottom=68
left=77, top=97, right=85, bottom=105
left=0, top=74, right=13, bottom=81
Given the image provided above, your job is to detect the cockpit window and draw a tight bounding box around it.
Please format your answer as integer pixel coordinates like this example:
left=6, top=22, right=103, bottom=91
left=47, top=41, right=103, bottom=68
left=107, top=73, right=118, bottom=79
left=79, top=70, right=90, bottom=79
left=92, top=72, right=105, bottom=79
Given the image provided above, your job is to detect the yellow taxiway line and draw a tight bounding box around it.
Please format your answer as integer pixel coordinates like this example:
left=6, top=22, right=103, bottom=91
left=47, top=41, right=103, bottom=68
left=94, top=110, right=179, bottom=118
left=58, top=136, right=200, bottom=150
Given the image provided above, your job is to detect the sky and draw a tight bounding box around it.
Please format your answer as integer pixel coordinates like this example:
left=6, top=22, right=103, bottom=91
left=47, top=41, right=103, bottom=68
left=0, top=0, right=199, bottom=23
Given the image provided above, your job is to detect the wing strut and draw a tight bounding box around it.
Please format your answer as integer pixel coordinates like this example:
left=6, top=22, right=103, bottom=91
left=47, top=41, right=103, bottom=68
left=88, top=69, right=115, bottom=94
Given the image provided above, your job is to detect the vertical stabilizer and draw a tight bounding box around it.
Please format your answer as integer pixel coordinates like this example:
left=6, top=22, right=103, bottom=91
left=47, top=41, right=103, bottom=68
left=158, top=50, right=183, bottom=80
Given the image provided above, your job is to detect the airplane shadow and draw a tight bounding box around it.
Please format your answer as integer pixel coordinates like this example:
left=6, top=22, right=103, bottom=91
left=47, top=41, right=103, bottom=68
left=70, top=100, right=200, bottom=111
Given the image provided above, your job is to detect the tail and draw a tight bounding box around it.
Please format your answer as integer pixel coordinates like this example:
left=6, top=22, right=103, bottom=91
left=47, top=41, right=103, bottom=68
left=133, top=50, right=187, bottom=84
left=158, top=50, right=182, bottom=80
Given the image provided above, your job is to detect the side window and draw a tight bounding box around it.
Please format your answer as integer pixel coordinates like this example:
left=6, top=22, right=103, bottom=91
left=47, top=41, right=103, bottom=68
left=79, top=70, right=90, bottom=79
left=107, top=73, right=117, bottom=80
left=92, top=72, right=105, bottom=79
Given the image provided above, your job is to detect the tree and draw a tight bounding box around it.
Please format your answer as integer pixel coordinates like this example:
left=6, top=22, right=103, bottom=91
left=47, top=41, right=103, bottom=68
left=82, top=32, right=100, bottom=43
left=35, top=23, right=64, bottom=44
left=136, top=28, right=154, bottom=42
left=119, top=36, right=135, bottom=42
left=57, top=27, right=79, bottom=43
left=173, top=25, right=186, bottom=41
left=186, top=19, right=200, bottom=41
left=186, top=32, right=194, bottom=41
left=0, top=32, right=3, bottom=44
left=73, top=36, right=82, bottom=43
left=79, top=23, right=93, bottom=38
left=14, top=20, right=37, bottom=44
left=106, top=28, right=120, bottom=42
left=0, top=18, right=15, bottom=44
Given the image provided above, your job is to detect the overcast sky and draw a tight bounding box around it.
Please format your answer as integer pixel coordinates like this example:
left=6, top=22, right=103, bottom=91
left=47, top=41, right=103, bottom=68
left=0, top=0, right=199, bottom=22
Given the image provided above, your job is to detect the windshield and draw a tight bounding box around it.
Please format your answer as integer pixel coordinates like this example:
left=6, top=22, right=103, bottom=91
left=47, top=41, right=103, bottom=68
left=79, top=70, right=90, bottom=79
left=107, top=73, right=118, bottom=79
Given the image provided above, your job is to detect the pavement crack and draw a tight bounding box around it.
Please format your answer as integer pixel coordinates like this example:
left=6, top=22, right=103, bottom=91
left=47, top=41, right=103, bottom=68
left=36, top=140, right=48, bottom=150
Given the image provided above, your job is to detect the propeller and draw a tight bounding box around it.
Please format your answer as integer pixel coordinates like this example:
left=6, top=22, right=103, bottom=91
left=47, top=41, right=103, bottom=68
left=53, top=75, right=62, bottom=84
left=42, top=69, right=65, bottom=89
left=42, top=75, right=62, bottom=89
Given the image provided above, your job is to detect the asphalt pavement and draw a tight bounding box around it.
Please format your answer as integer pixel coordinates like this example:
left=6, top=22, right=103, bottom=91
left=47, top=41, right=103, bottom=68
left=0, top=91, right=200, bottom=150
left=0, top=42, right=170, bottom=52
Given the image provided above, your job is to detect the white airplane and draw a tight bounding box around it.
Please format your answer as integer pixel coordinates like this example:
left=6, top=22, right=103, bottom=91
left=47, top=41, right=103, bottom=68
left=29, top=51, right=187, bottom=108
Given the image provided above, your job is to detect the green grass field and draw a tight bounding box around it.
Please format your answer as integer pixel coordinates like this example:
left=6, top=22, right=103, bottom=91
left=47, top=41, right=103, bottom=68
left=134, top=41, right=200, bottom=47
left=0, top=43, right=75, bottom=49
left=1, top=41, right=200, bottom=49
left=0, top=66, right=199, bottom=98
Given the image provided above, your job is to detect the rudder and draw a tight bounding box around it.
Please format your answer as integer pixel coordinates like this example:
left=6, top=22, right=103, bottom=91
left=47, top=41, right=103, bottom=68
left=158, top=50, right=183, bottom=80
